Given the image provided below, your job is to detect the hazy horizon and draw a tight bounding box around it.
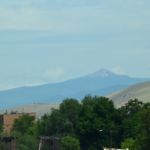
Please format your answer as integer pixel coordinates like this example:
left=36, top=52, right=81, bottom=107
left=0, top=0, right=150, bottom=90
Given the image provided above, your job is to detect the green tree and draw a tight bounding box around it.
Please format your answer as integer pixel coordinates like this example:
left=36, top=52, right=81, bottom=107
left=60, top=99, right=80, bottom=126
left=37, top=96, right=150, bottom=150
left=38, top=98, right=80, bottom=136
left=119, top=99, right=144, bottom=139
left=61, top=136, right=80, bottom=150
left=78, top=96, right=117, bottom=150
left=15, top=133, right=38, bottom=150
left=37, top=109, right=65, bottom=136
left=121, top=138, right=137, bottom=150
left=12, top=114, right=38, bottom=150
left=119, top=99, right=150, bottom=150
left=136, top=108, right=150, bottom=150
left=12, top=114, right=35, bottom=134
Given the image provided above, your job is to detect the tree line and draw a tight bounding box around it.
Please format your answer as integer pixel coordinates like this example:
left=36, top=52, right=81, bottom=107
left=0, top=96, right=149, bottom=150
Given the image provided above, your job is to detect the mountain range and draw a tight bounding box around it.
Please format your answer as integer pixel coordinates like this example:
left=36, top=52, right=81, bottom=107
left=0, top=69, right=149, bottom=109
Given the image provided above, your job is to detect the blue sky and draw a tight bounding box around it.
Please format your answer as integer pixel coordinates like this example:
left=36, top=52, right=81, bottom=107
left=0, top=0, right=150, bottom=90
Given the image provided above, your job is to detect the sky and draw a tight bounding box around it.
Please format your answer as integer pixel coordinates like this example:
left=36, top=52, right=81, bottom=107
left=0, top=0, right=150, bottom=90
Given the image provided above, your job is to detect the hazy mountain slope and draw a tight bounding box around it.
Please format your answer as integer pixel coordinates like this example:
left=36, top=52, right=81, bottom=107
left=0, top=69, right=148, bottom=108
left=0, top=103, right=59, bottom=118
left=110, top=81, right=150, bottom=106
left=5, top=81, right=150, bottom=117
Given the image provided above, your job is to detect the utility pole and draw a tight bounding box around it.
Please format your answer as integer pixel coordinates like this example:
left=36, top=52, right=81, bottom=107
left=38, top=138, right=43, bottom=150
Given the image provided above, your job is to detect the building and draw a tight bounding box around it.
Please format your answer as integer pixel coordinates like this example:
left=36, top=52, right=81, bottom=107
left=0, top=112, right=36, bottom=135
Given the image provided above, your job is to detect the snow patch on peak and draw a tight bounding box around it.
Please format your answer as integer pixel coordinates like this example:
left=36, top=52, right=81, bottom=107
left=89, top=69, right=116, bottom=78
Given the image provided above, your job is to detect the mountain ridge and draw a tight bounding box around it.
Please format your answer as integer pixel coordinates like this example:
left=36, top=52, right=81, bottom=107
left=0, top=69, right=149, bottom=108
left=110, top=81, right=150, bottom=106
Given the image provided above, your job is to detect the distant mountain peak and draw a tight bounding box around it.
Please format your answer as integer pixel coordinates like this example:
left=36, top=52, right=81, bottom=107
left=90, top=69, right=115, bottom=78
left=0, top=67, right=148, bottom=109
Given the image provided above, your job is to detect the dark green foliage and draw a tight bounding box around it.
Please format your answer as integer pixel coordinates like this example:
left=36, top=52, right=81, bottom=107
left=61, top=136, right=80, bottom=150
left=77, top=96, right=117, bottom=150
left=12, top=114, right=35, bottom=134
left=136, top=108, right=150, bottom=150
left=8, top=96, right=150, bottom=150
left=16, top=133, right=38, bottom=150
left=37, top=97, right=150, bottom=150
left=119, top=100, right=150, bottom=150
left=38, top=98, right=80, bottom=136
left=12, top=114, right=38, bottom=150
left=121, top=138, right=137, bottom=150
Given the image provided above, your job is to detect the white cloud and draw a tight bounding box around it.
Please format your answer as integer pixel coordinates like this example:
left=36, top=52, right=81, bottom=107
left=111, top=66, right=126, bottom=75
left=43, top=68, right=66, bottom=82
